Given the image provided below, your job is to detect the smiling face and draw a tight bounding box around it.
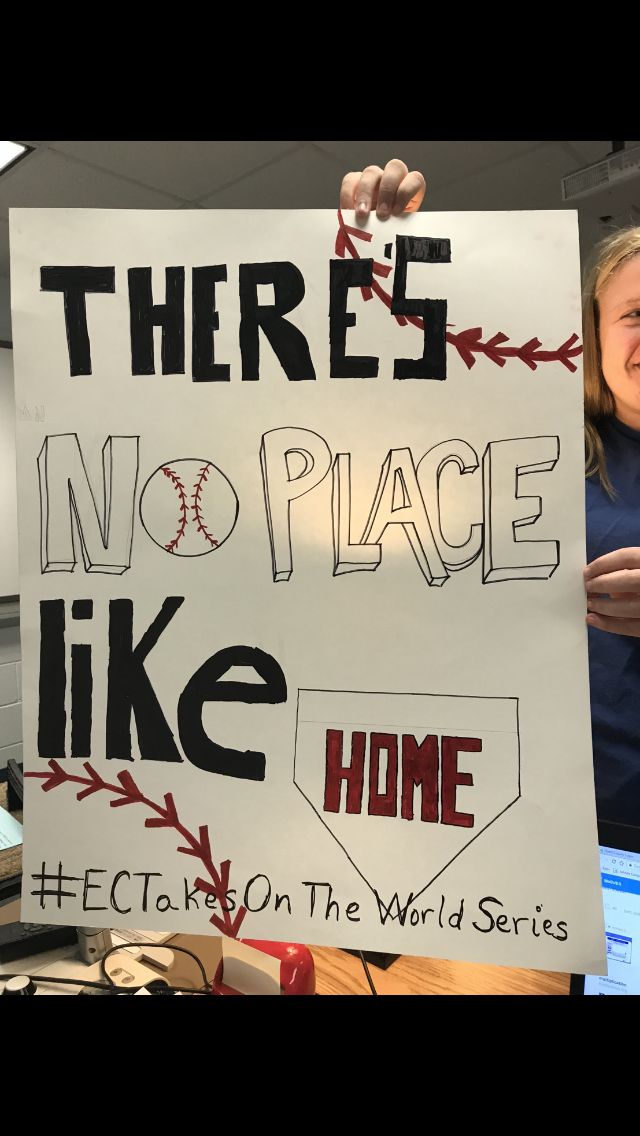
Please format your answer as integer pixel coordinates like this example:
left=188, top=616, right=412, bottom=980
left=598, top=252, right=640, bottom=430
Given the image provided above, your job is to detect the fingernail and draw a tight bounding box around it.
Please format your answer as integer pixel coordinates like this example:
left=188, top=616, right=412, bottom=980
left=356, top=201, right=368, bottom=217
left=377, top=202, right=389, bottom=218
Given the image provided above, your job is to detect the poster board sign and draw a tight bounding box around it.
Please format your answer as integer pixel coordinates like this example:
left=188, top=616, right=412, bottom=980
left=10, top=207, right=606, bottom=972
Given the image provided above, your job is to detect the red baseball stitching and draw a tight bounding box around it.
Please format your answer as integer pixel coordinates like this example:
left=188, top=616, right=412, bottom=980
left=161, top=466, right=188, bottom=553
left=335, top=210, right=583, bottom=373
left=191, top=463, right=219, bottom=547
left=26, top=762, right=247, bottom=939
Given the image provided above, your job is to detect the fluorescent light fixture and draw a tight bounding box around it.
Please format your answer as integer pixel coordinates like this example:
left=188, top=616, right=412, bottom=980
left=0, top=141, right=29, bottom=175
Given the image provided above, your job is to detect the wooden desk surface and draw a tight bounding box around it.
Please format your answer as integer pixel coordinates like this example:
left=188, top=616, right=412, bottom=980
left=308, top=946, right=570, bottom=996
left=165, top=937, right=569, bottom=995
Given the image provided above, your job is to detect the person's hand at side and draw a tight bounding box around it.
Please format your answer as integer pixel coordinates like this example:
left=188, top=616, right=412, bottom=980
left=585, top=548, right=640, bottom=637
left=340, top=158, right=426, bottom=223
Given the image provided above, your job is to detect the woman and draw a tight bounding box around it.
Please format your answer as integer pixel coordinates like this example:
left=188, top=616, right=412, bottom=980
left=340, top=159, right=640, bottom=826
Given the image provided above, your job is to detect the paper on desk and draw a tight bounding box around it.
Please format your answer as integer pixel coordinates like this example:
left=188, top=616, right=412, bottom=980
left=0, top=805, right=22, bottom=851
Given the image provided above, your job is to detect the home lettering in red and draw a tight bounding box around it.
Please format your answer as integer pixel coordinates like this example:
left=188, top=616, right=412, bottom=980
left=323, top=730, right=481, bottom=827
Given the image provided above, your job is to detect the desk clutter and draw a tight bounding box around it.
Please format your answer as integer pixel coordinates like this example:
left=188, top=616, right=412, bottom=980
left=0, top=930, right=317, bottom=995
left=0, top=762, right=574, bottom=995
left=0, top=918, right=78, bottom=963
left=1, top=770, right=318, bottom=994
left=0, top=903, right=320, bottom=994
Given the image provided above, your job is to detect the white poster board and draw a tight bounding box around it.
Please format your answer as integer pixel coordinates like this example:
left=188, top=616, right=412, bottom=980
left=10, top=208, right=606, bottom=973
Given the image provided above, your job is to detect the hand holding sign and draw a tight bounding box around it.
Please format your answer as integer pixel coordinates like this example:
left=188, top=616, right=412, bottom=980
left=585, top=547, right=640, bottom=637
left=339, top=158, right=426, bottom=221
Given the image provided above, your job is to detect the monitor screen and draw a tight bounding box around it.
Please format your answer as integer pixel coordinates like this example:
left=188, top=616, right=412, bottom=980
left=573, top=822, right=640, bottom=996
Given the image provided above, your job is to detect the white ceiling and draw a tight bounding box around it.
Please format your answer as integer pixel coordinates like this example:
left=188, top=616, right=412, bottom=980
left=1, top=139, right=638, bottom=337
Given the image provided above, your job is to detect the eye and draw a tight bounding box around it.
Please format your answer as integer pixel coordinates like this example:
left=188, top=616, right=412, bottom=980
left=623, top=309, right=640, bottom=319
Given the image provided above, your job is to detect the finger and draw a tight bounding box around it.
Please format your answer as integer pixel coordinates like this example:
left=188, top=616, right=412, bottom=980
left=585, top=568, right=640, bottom=594
left=584, top=547, right=640, bottom=581
left=376, top=158, right=409, bottom=219
left=351, top=165, right=385, bottom=222
left=340, top=172, right=362, bottom=212
left=587, top=596, right=640, bottom=618
left=587, top=591, right=631, bottom=600
left=587, top=612, right=640, bottom=638
left=391, top=171, right=427, bottom=215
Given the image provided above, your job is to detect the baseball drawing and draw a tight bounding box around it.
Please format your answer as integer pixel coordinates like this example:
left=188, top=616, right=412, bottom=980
left=139, top=457, right=239, bottom=556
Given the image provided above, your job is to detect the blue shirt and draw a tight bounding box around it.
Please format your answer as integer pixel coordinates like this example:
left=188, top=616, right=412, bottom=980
left=585, top=415, right=640, bottom=824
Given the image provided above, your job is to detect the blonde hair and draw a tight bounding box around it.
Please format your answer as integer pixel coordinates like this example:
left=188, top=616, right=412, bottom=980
left=582, top=226, right=640, bottom=496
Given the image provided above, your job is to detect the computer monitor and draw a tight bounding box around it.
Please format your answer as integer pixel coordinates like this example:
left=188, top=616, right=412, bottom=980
left=571, top=820, right=640, bottom=996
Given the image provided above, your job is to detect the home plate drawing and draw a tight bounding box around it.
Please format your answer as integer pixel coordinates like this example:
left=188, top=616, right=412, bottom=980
left=294, top=689, right=520, bottom=912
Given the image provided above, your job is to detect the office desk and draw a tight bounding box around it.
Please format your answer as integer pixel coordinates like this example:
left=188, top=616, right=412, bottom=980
left=308, top=946, right=569, bottom=995
left=2, top=786, right=570, bottom=995
left=161, top=936, right=569, bottom=995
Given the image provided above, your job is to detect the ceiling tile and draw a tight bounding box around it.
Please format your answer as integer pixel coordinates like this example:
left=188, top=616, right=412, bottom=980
left=0, top=148, right=181, bottom=218
left=422, top=143, right=577, bottom=210
left=49, top=140, right=304, bottom=200
left=312, top=140, right=546, bottom=191
left=199, top=144, right=346, bottom=208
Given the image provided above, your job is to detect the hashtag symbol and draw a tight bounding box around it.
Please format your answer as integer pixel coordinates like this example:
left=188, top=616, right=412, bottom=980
left=30, top=862, right=83, bottom=910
